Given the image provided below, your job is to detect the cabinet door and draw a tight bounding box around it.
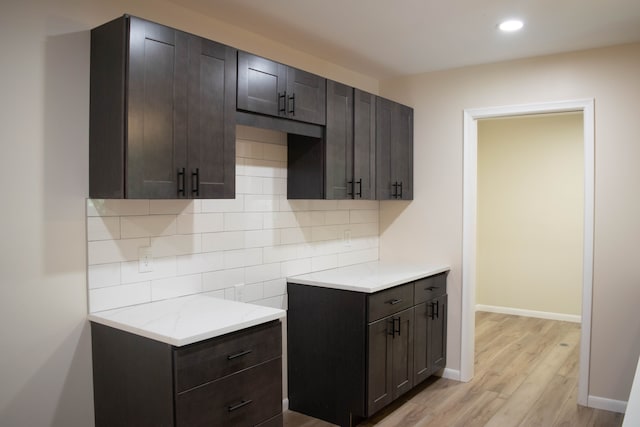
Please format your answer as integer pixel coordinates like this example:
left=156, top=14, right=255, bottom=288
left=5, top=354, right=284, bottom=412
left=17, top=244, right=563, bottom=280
left=390, top=308, right=414, bottom=399
left=375, top=97, right=413, bottom=200
left=413, top=302, right=429, bottom=385
left=127, top=17, right=189, bottom=198
left=237, top=52, right=286, bottom=118
left=187, top=37, right=236, bottom=199
left=353, top=90, right=376, bottom=199
left=367, top=316, right=393, bottom=415
left=286, top=67, right=326, bottom=125
left=325, top=80, right=353, bottom=199
left=428, top=295, right=447, bottom=371
left=391, top=103, right=413, bottom=200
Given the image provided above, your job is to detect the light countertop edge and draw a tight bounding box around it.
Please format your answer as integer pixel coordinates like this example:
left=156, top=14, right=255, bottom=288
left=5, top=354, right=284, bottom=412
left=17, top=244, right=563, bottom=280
left=88, top=294, right=286, bottom=347
left=287, top=261, right=451, bottom=293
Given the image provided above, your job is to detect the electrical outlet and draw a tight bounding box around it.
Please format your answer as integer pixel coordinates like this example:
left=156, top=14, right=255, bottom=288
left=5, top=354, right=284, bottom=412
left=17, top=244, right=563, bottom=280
left=235, top=283, right=245, bottom=302
left=138, top=246, right=153, bottom=273
left=343, top=229, right=352, bottom=246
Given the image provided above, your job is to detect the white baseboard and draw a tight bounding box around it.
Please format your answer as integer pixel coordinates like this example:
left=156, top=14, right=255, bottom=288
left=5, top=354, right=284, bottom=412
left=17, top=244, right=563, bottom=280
left=475, top=304, right=581, bottom=323
left=283, top=398, right=289, bottom=411
left=588, top=395, right=627, bottom=414
left=441, top=368, right=462, bottom=381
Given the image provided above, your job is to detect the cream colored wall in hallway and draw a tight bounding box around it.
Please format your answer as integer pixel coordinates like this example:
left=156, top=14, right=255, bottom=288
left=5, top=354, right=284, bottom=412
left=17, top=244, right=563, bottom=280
left=476, top=113, right=584, bottom=316
left=378, top=43, right=640, bottom=402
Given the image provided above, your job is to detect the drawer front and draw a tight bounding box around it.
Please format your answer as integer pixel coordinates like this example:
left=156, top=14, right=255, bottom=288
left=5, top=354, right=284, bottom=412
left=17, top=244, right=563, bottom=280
left=414, top=273, right=447, bottom=304
left=368, top=283, right=414, bottom=322
left=176, top=357, right=282, bottom=427
left=175, top=320, right=281, bottom=392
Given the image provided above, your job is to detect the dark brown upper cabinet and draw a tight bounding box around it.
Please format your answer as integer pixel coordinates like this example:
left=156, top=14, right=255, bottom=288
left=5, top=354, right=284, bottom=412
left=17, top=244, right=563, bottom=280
left=376, top=97, right=414, bottom=200
left=89, top=15, right=236, bottom=199
left=237, top=51, right=326, bottom=125
left=324, top=81, right=376, bottom=200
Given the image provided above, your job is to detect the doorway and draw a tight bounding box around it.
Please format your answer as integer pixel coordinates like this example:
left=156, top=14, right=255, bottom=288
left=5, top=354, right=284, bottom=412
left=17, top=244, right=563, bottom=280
left=461, top=99, right=595, bottom=406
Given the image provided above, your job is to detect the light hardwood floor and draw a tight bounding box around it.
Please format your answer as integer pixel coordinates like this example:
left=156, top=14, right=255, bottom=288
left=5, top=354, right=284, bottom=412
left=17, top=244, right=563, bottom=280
left=283, top=312, right=624, bottom=427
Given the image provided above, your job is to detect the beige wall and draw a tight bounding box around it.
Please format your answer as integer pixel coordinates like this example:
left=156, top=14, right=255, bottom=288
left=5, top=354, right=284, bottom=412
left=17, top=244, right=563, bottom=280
left=476, top=113, right=584, bottom=316
left=0, top=1, right=376, bottom=425
left=378, top=43, right=640, bottom=401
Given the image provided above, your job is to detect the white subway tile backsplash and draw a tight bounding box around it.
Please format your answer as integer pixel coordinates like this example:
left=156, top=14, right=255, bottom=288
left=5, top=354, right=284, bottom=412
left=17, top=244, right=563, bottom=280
left=88, top=238, right=150, bottom=265
left=88, top=263, right=121, bottom=289
left=281, top=258, right=312, bottom=277
left=245, top=263, right=281, bottom=285
left=87, top=199, right=149, bottom=217
left=149, top=199, right=198, bottom=215
left=311, top=254, right=339, bottom=272
left=224, top=212, right=263, bottom=231
left=244, top=229, right=280, bottom=248
left=121, top=256, right=177, bottom=284
left=201, top=197, right=244, bottom=213
left=244, top=195, right=279, bottom=212
left=203, top=268, right=244, bottom=292
left=263, top=143, right=287, bottom=161
left=87, top=216, right=120, bottom=241
left=87, top=130, right=380, bottom=312
left=202, top=231, right=245, bottom=252
left=121, top=215, right=177, bottom=238
left=350, top=209, right=379, bottom=224
left=263, top=278, right=286, bottom=298
left=150, top=234, right=201, bottom=257
left=223, top=248, right=262, bottom=269
left=177, top=213, right=224, bottom=234
left=151, top=274, right=202, bottom=301
left=177, top=252, right=224, bottom=276
left=89, top=282, right=151, bottom=312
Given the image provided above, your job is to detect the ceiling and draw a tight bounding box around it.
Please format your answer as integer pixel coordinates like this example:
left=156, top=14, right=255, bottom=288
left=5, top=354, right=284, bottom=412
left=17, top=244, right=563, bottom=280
left=170, top=0, right=640, bottom=79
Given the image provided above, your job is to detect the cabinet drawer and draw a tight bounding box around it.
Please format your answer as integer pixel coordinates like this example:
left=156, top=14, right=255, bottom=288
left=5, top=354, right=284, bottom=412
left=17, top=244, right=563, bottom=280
left=368, top=283, right=414, bottom=322
left=414, top=273, right=447, bottom=304
left=176, top=357, right=282, bottom=427
left=175, top=320, right=281, bottom=392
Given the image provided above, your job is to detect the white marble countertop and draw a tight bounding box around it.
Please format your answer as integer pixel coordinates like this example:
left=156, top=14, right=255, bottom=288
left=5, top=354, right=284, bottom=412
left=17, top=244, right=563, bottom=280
left=88, top=294, right=286, bottom=347
left=287, top=261, right=450, bottom=293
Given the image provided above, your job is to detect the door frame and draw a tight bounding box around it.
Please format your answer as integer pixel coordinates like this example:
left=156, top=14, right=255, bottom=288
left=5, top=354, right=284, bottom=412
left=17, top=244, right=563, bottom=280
left=461, top=99, right=595, bottom=406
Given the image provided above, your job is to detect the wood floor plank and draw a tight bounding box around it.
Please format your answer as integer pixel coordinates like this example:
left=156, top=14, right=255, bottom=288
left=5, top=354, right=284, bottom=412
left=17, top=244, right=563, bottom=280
left=517, top=374, right=576, bottom=427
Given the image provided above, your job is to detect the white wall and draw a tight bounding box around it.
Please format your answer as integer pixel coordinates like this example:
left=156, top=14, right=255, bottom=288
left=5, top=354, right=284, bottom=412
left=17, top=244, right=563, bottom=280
left=476, top=113, right=584, bottom=317
left=0, top=1, right=378, bottom=425
left=379, top=43, right=640, bottom=402
left=88, top=126, right=379, bottom=313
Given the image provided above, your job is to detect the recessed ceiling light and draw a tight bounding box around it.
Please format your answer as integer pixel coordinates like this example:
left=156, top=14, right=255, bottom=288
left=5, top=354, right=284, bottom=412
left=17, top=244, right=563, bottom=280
left=499, top=19, right=524, bottom=32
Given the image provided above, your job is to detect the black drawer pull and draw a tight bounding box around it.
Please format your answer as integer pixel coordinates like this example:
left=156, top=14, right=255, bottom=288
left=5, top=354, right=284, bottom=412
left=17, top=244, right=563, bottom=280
left=227, top=349, right=252, bottom=360
left=228, top=399, right=253, bottom=412
left=177, top=168, right=186, bottom=196
left=425, top=286, right=437, bottom=291
left=387, top=298, right=402, bottom=305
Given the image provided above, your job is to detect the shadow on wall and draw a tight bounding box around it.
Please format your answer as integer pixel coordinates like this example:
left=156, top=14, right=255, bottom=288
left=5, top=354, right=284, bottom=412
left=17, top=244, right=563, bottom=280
left=0, top=322, right=94, bottom=427
left=378, top=200, right=411, bottom=234
left=43, top=28, right=90, bottom=275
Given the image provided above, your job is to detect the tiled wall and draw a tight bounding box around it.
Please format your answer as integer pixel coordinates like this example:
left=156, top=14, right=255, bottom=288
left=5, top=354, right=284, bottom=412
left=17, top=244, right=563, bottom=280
left=87, top=126, right=380, bottom=313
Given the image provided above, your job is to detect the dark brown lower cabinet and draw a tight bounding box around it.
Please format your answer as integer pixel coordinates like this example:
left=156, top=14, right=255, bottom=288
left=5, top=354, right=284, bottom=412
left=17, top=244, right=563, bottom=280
left=287, top=272, right=447, bottom=427
left=91, top=320, right=283, bottom=427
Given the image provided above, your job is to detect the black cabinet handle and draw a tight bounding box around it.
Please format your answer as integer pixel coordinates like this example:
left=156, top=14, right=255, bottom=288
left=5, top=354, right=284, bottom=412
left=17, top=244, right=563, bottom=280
left=392, top=182, right=399, bottom=198
left=191, top=168, right=200, bottom=197
left=394, top=317, right=401, bottom=336
left=228, top=399, right=253, bottom=412
left=227, top=349, right=252, bottom=360
left=278, top=92, right=286, bottom=114
left=425, top=286, right=437, bottom=291
left=387, top=318, right=395, bottom=337
left=356, top=179, right=362, bottom=198
left=347, top=180, right=354, bottom=197
left=398, top=182, right=403, bottom=199
left=177, top=168, right=186, bottom=197
left=430, top=301, right=439, bottom=320
left=288, top=93, right=295, bottom=115
left=386, top=298, right=402, bottom=305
